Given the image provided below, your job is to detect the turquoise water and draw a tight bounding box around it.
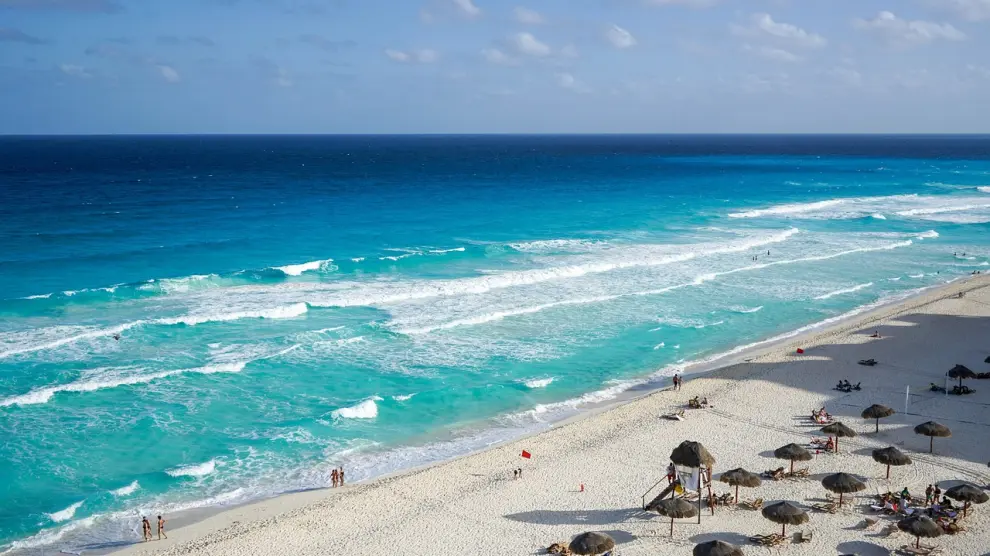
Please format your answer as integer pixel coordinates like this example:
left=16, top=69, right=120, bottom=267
left=2, top=136, right=990, bottom=553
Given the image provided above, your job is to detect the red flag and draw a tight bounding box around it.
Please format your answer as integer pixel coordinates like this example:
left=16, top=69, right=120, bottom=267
left=521, top=450, right=531, bottom=459
left=796, top=348, right=804, bottom=354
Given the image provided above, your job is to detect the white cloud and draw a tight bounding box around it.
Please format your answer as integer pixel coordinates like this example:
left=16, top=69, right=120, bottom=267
left=158, top=65, right=180, bottom=83
left=514, top=6, right=543, bottom=24
left=733, top=13, right=826, bottom=48
left=59, top=64, right=91, bottom=78
left=481, top=48, right=517, bottom=66
left=744, top=44, right=800, bottom=62
left=510, top=32, right=551, bottom=56
left=556, top=72, right=590, bottom=93
left=605, top=24, right=636, bottom=49
left=385, top=48, right=439, bottom=63
left=451, top=0, right=481, bottom=18
left=385, top=49, right=410, bottom=62
left=854, top=11, right=966, bottom=45
left=647, top=0, right=718, bottom=7
left=936, top=0, right=990, bottom=22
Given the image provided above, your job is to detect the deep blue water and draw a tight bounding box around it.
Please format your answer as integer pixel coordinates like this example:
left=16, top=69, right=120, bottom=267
left=1, top=135, right=989, bottom=553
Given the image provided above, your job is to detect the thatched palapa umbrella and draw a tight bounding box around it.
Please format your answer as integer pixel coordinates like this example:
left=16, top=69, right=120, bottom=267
left=861, top=404, right=895, bottom=433
left=654, top=497, right=699, bottom=537
left=761, top=501, right=808, bottom=537
left=897, top=515, right=941, bottom=549
left=914, top=421, right=951, bottom=453
left=821, top=472, right=866, bottom=505
left=670, top=440, right=716, bottom=522
left=947, top=364, right=977, bottom=388
left=985, top=355, right=990, bottom=364
left=820, top=422, right=856, bottom=452
left=719, top=468, right=761, bottom=503
left=872, top=446, right=912, bottom=479
left=693, top=540, right=744, bottom=556
left=670, top=440, right=716, bottom=469
left=774, top=443, right=812, bottom=474
left=569, top=532, right=615, bottom=556
left=945, top=484, right=989, bottom=517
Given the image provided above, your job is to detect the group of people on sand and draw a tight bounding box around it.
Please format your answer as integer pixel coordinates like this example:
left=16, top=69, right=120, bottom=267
left=331, top=466, right=345, bottom=488
left=140, top=516, right=166, bottom=542
left=671, top=374, right=682, bottom=391
left=811, top=406, right=833, bottom=424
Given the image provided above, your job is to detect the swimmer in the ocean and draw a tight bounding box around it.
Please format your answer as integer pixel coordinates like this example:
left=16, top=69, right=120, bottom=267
left=113, top=334, right=121, bottom=341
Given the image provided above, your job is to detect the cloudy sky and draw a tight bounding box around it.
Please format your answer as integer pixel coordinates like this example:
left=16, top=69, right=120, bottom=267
left=2, top=0, right=989, bottom=133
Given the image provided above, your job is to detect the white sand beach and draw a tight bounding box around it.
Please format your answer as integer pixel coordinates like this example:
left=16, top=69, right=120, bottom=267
left=114, top=276, right=990, bottom=556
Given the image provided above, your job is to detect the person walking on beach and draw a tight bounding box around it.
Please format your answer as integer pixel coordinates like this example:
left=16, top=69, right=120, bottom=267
left=339, top=466, right=345, bottom=486
left=141, top=517, right=151, bottom=542
left=331, top=468, right=338, bottom=488
left=925, top=484, right=934, bottom=506
left=157, top=515, right=167, bottom=540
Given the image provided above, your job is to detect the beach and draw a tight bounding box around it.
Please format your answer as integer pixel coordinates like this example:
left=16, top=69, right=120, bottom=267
left=109, top=275, right=990, bottom=556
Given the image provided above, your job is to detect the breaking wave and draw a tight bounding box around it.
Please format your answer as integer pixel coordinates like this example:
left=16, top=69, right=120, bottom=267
left=166, top=460, right=216, bottom=478
left=814, top=282, right=874, bottom=300
left=331, top=397, right=383, bottom=419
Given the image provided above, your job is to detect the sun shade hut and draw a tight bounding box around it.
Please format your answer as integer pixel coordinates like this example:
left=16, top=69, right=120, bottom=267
left=568, top=532, right=615, bottom=556
left=821, top=473, right=866, bottom=505
left=945, top=484, right=989, bottom=517
left=670, top=441, right=716, bottom=522
left=820, top=422, right=856, bottom=451
left=719, top=468, right=761, bottom=503
left=670, top=441, right=716, bottom=469
left=774, top=444, right=812, bottom=474
left=761, top=501, right=808, bottom=537
left=654, top=497, right=699, bottom=537
left=897, top=515, right=942, bottom=549
left=947, top=364, right=977, bottom=387
left=914, top=421, right=951, bottom=453
left=872, top=446, right=912, bottom=479
left=861, top=404, right=895, bottom=433
left=693, top=540, right=744, bottom=556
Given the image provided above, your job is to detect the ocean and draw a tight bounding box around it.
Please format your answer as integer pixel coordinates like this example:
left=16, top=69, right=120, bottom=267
left=1, top=135, right=989, bottom=553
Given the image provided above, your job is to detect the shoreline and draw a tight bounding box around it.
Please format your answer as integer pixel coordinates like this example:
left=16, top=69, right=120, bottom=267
left=101, top=274, right=990, bottom=556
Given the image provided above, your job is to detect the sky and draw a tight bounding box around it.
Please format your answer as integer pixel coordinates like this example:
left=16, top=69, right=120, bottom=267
left=1, top=0, right=990, bottom=134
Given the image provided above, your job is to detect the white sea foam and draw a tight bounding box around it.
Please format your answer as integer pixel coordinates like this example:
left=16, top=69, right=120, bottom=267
left=508, top=239, right=607, bottom=253
left=331, top=397, right=383, bottom=419
left=166, top=459, right=216, bottom=478
left=889, top=277, right=902, bottom=281
left=916, top=230, right=939, bottom=239
left=523, top=378, right=555, bottom=388
left=732, top=306, right=764, bottom=314
left=22, top=293, right=52, bottom=299
left=653, top=343, right=665, bottom=350
left=160, top=302, right=309, bottom=326
left=0, top=516, right=98, bottom=554
left=871, top=213, right=887, bottom=220
left=896, top=203, right=990, bottom=217
left=979, top=186, right=990, bottom=193
left=0, top=362, right=248, bottom=407
left=46, top=501, right=84, bottom=523
left=276, top=259, right=333, bottom=276
left=909, top=274, right=925, bottom=278
left=351, top=257, right=365, bottom=262
left=395, top=238, right=914, bottom=335
left=110, top=481, right=139, bottom=496
left=392, top=394, right=416, bottom=401
left=814, top=282, right=874, bottom=300
left=694, top=320, right=725, bottom=329
left=728, top=199, right=846, bottom=219
left=428, top=247, right=466, bottom=254
left=314, top=229, right=799, bottom=309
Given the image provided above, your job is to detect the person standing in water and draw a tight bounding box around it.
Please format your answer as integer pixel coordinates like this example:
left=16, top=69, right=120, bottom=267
left=157, top=515, right=167, bottom=540
left=141, top=517, right=152, bottom=542
left=339, top=466, right=345, bottom=486
left=331, top=468, right=338, bottom=488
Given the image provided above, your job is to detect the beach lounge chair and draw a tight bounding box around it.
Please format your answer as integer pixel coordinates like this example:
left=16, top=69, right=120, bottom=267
left=858, top=359, right=878, bottom=366
left=811, top=502, right=838, bottom=514
left=785, top=467, right=810, bottom=479
left=739, top=497, right=764, bottom=510
left=748, top=534, right=785, bottom=546
left=862, top=516, right=880, bottom=530
left=662, top=409, right=685, bottom=421
left=762, top=468, right=785, bottom=480
left=791, top=530, right=812, bottom=543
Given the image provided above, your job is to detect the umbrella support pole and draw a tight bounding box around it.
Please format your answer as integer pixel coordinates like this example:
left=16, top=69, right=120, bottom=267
left=930, top=437, right=934, bottom=454
left=886, top=463, right=891, bottom=480
left=697, top=472, right=702, bottom=524
left=781, top=524, right=786, bottom=537
left=876, top=418, right=880, bottom=433
left=670, top=517, right=674, bottom=538
left=735, top=485, right=739, bottom=503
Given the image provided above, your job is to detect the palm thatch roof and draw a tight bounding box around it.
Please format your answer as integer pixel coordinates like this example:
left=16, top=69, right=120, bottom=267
left=773, top=443, right=812, bottom=461
left=947, top=364, right=976, bottom=379
left=872, top=446, right=911, bottom=466
left=693, top=540, right=744, bottom=556
left=821, top=422, right=856, bottom=438
left=914, top=421, right=951, bottom=437
left=761, top=501, right=808, bottom=525
left=654, top=498, right=699, bottom=519
left=945, top=484, right=989, bottom=504
left=670, top=441, right=716, bottom=468
left=897, top=515, right=942, bottom=540
left=862, top=404, right=895, bottom=419
left=569, top=532, right=615, bottom=555
left=719, top=468, right=761, bottom=488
